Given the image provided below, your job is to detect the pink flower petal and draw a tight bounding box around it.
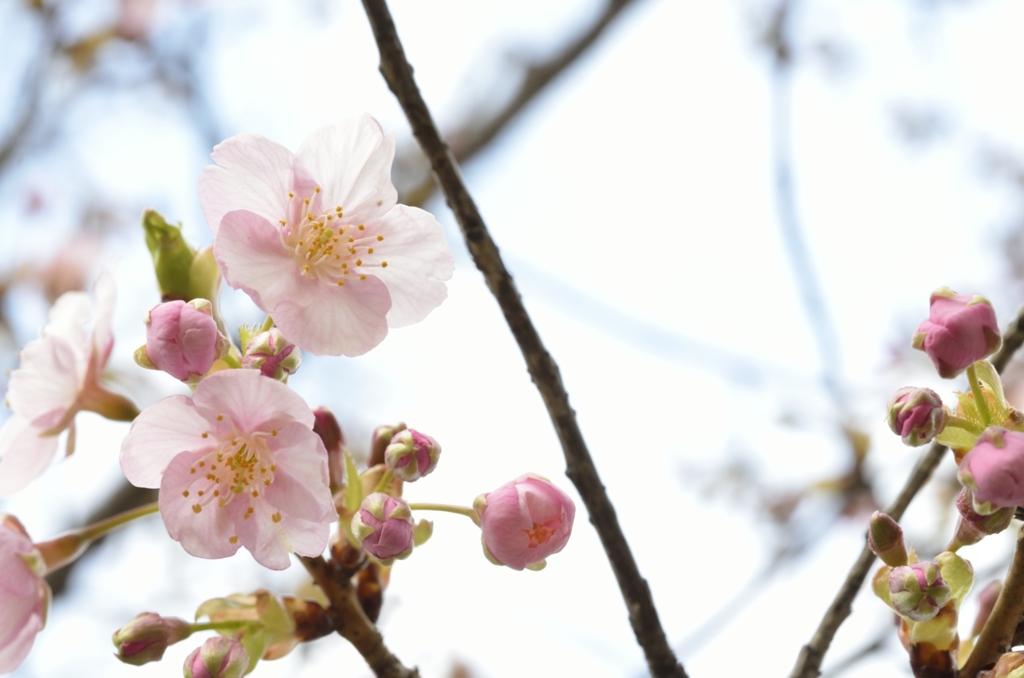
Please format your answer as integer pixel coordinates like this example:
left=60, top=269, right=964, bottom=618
left=0, top=608, right=42, bottom=674
left=119, top=396, right=212, bottom=488
left=199, top=134, right=293, bottom=236
left=264, top=424, right=334, bottom=523
left=0, top=415, right=61, bottom=498
left=159, top=450, right=241, bottom=560
left=229, top=500, right=292, bottom=571
left=293, top=114, right=397, bottom=225
left=91, top=269, right=117, bottom=368
left=191, top=370, right=314, bottom=433
left=7, top=337, right=82, bottom=428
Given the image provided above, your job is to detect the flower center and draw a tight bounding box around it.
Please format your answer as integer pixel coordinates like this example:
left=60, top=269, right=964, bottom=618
left=184, top=427, right=278, bottom=518
left=523, top=519, right=559, bottom=548
left=278, top=187, right=389, bottom=287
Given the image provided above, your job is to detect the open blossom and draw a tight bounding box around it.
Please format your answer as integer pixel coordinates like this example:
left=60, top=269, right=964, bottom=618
left=199, top=113, right=455, bottom=357
left=119, top=370, right=337, bottom=570
left=0, top=516, right=49, bottom=674
left=0, top=271, right=137, bottom=497
left=473, top=474, right=575, bottom=571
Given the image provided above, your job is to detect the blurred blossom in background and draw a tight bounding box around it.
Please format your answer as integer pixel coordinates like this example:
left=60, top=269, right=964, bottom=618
left=3, top=0, right=1024, bottom=676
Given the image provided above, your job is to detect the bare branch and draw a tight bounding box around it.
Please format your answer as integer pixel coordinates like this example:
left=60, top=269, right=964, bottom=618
left=359, top=2, right=687, bottom=676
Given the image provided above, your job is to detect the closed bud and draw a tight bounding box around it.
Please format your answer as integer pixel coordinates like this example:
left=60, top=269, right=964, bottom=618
left=351, top=493, right=414, bottom=565
left=384, top=429, right=441, bottom=482
left=312, top=407, right=345, bottom=492
left=241, top=328, right=300, bottom=380
left=112, top=612, right=191, bottom=666
left=183, top=637, right=249, bottom=678
left=889, top=561, right=951, bottom=622
left=948, top=488, right=1013, bottom=551
left=887, top=387, right=947, bottom=447
left=958, top=427, right=1024, bottom=514
left=143, top=299, right=230, bottom=383
left=867, top=511, right=908, bottom=567
left=369, top=423, right=406, bottom=467
left=912, top=287, right=1001, bottom=378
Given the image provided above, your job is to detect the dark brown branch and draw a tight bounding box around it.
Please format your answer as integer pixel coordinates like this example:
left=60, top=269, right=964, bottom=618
left=298, top=555, right=418, bottom=678
left=359, top=3, right=687, bottom=677
left=789, top=305, right=1024, bottom=678
left=960, top=527, right=1024, bottom=678
left=399, top=0, right=643, bottom=206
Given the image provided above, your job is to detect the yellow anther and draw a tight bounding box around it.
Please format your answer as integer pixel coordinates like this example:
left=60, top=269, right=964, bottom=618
left=251, top=490, right=259, bottom=497
left=190, top=467, right=196, bottom=474
left=199, top=461, right=205, bottom=467
left=360, top=275, right=367, bottom=280
left=229, top=536, right=238, bottom=544
left=288, top=192, right=294, bottom=198
left=377, top=235, right=384, bottom=241
left=278, top=220, right=286, bottom=226
left=198, top=490, right=205, bottom=497
left=202, top=432, right=208, bottom=438
left=356, top=259, right=363, bottom=266
left=358, top=224, right=365, bottom=231
left=217, top=414, right=224, bottom=421
left=314, top=187, right=321, bottom=193
left=192, top=504, right=202, bottom=514
left=368, top=248, right=374, bottom=254
left=182, top=490, right=190, bottom=497
left=303, top=199, right=310, bottom=205
left=307, top=214, right=314, bottom=221
left=336, top=281, right=344, bottom=286
left=335, top=206, right=342, bottom=212
left=381, top=261, right=388, bottom=268
left=272, top=512, right=282, bottom=523
left=271, top=430, right=277, bottom=436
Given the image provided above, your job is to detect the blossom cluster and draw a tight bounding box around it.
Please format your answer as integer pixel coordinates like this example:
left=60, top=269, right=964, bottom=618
left=0, top=115, right=576, bottom=676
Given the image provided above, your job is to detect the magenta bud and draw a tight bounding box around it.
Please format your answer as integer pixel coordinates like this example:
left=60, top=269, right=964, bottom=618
left=143, top=299, right=229, bottom=382
left=369, top=423, right=406, bottom=467
left=887, top=387, right=947, bottom=447
left=948, top=488, right=1014, bottom=551
left=384, top=429, right=441, bottom=482
left=473, top=474, right=575, bottom=571
left=867, top=511, right=908, bottom=567
left=958, top=427, right=1024, bottom=514
left=241, top=328, right=301, bottom=380
left=111, top=612, right=191, bottom=666
left=183, top=636, right=249, bottom=678
left=312, top=407, right=346, bottom=492
left=912, top=287, right=1001, bottom=378
left=888, top=561, right=951, bottom=622
left=351, top=493, right=414, bottom=565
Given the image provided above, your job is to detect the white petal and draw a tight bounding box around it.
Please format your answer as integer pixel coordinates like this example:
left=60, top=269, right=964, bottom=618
left=232, top=500, right=292, bottom=570
left=199, top=133, right=294, bottom=236
left=120, top=396, right=211, bottom=488
left=159, top=450, right=240, bottom=560
left=42, top=291, right=90, bottom=346
left=0, top=415, right=60, bottom=498
left=6, top=336, right=80, bottom=428
left=90, top=269, right=117, bottom=368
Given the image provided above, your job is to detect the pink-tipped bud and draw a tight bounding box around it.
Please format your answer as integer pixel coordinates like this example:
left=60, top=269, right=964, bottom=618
left=312, top=407, right=346, bottom=492
left=183, top=637, right=249, bottom=678
left=867, top=511, right=908, bottom=567
left=957, top=427, right=1024, bottom=514
left=473, top=474, right=575, bottom=571
left=111, top=612, right=191, bottom=666
left=912, top=288, right=1001, bottom=378
left=948, top=488, right=1014, bottom=551
left=143, top=299, right=229, bottom=382
left=242, top=328, right=301, bottom=380
left=384, top=429, right=440, bottom=482
left=351, top=493, right=414, bottom=565
left=972, top=580, right=1003, bottom=638
left=369, top=423, right=406, bottom=467
left=889, top=561, right=951, bottom=622
left=887, top=387, right=947, bottom=447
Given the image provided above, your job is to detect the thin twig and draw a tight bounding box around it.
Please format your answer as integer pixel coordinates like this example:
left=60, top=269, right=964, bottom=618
left=359, top=2, right=687, bottom=677
left=789, top=305, right=1024, bottom=678
left=298, top=555, right=419, bottom=678
left=960, top=527, right=1024, bottom=678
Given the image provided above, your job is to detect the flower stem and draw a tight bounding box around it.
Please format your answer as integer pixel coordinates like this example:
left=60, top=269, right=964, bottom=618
left=36, top=502, right=159, bottom=573
left=189, top=620, right=252, bottom=634
left=407, top=502, right=478, bottom=523
left=372, top=469, right=394, bottom=494
left=967, top=363, right=993, bottom=428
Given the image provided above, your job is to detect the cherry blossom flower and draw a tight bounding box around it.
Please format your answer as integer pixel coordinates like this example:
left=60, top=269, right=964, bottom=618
left=119, top=369, right=337, bottom=570
left=199, top=114, right=454, bottom=357
left=0, top=515, right=49, bottom=673
left=912, top=288, right=1001, bottom=378
left=0, top=271, right=137, bottom=497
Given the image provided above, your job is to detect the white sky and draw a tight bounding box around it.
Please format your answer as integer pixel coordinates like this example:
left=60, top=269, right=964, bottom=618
left=5, top=0, right=1024, bottom=676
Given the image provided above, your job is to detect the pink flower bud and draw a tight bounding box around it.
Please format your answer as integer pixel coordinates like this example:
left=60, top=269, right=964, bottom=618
left=948, top=487, right=1013, bottom=551
left=958, top=427, right=1024, bottom=513
left=912, top=288, right=1001, bottom=378
left=384, top=429, right=440, bottom=482
left=889, top=561, right=951, bottom=622
left=351, top=493, right=414, bottom=564
left=369, top=423, right=406, bottom=467
left=887, top=387, right=947, bottom=447
left=242, top=328, right=301, bottom=380
left=472, top=474, right=575, bottom=571
left=0, top=515, right=48, bottom=674
left=183, top=637, right=249, bottom=678
left=111, top=612, right=191, bottom=666
left=867, top=511, right=908, bottom=567
left=312, top=407, right=346, bottom=492
left=144, top=299, right=229, bottom=382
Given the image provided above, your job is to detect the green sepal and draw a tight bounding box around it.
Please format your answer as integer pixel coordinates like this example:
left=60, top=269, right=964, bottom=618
left=412, top=519, right=433, bottom=547
left=935, top=425, right=979, bottom=452
left=936, top=550, right=974, bottom=608
left=343, top=449, right=362, bottom=514
left=871, top=564, right=893, bottom=607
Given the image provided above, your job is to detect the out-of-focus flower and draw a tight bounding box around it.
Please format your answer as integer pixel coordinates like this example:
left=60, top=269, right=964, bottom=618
left=0, top=271, right=137, bottom=497
left=473, top=474, right=575, bottom=571
left=311, top=407, right=345, bottom=493
left=0, top=516, right=49, bottom=673
left=384, top=429, right=440, bottom=482
left=111, top=612, right=191, bottom=666
left=889, top=561, right=951, bottom=622
left=183, top=637, right=249, bottom=678
left=958, top=427, right=1024, bottom=515
left=886, top=387, right=947, bottom=447
left=351, top=493, right=414, bottom=565
left=241, top=328, right=300, bottom=380
left=912, top=288, right=1001, bottom=378
left=142, top=299, right=229, bottom=383
left=119, top=370, right=337, bottom=570
left=199, top=113, right=455, bottom=357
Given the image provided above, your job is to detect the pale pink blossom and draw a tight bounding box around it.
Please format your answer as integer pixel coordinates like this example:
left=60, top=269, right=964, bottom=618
left=0, top=271, right=137, bottom=497
left=199, top=114, right=455, bottom=357
left=473, top=474, right=575, bottom=571
left=912, top=288, right=1001, bottom=378
left=0, top=515, right=49, bottom=674
left=119, top=369, right=337, bottom=570
left=145, top=299, right=229, bottom=382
